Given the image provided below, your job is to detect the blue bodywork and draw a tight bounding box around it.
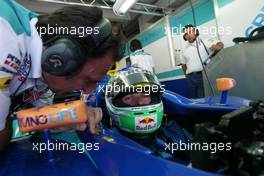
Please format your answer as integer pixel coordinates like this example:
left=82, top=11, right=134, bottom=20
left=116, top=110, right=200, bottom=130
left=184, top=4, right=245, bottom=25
left=162, top=90, right=249, bottom=116
left=0, top=75, right=249, bottom=176
left=1, top=128, right=216, bottom=176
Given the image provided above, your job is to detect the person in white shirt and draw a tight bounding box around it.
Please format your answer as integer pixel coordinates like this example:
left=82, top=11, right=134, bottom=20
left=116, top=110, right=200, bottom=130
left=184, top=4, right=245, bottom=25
left=181, top=24, right=224, bottom=98
left=0, top=1, right=121, bottom=152
left=129, top=39, right=155, bottom=73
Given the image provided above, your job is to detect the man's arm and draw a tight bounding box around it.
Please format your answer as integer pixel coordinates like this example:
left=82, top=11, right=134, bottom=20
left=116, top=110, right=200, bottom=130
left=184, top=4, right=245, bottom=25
left=181, top=64, right=187, bottom=75
left=0, top=21, right=20, bottom=151
left=0, top=118, right=12, bottom=152
left=0, top=88, right=13, bottom=152
left=180, top=51, right=188, bottom=75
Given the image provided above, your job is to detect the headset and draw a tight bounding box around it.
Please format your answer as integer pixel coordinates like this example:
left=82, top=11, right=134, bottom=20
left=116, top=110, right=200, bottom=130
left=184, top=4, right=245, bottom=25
left=183, top=24, right=199, bottom=41
left=41, top=17, right=112, bottom=77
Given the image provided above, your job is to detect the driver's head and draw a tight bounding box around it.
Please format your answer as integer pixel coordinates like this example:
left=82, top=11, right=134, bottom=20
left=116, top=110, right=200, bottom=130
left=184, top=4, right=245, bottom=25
left=105, top=67, right=164, bottom=134
left=37, top=6, right=122, bottom=94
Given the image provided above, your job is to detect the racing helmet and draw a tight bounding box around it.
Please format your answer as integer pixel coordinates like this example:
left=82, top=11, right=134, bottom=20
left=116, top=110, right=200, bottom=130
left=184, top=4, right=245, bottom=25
left=105, top=67, right=164, bottom=134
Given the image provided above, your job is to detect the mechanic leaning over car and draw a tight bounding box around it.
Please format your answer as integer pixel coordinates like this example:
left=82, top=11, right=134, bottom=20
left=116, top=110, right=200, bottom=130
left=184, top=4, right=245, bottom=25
left=0, top=0, right=122, bottom=152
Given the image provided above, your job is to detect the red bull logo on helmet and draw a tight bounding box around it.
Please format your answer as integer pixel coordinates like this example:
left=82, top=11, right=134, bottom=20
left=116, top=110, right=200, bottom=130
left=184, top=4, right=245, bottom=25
left=139, top=117, right=155, bottom=124
left=135, top=116, right=157, bottom=131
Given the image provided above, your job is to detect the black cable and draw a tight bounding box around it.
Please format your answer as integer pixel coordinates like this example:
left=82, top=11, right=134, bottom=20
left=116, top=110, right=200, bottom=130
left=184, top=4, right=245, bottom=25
left=188, top=0, right=215, bottom=96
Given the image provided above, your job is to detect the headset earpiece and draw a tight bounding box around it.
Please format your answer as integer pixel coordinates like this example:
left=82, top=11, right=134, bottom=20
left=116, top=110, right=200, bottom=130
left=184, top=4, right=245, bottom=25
left=183, top=33, right=187, bottom=41
left=195, top=28, right=200, bottom=36
left=41, top=17, right=112, bottom=77
left=42, top=38, right=85, bottom=76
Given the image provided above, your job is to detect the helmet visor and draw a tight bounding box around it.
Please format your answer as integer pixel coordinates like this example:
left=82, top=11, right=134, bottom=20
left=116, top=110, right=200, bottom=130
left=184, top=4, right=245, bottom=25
left=106, top=72, right=161, bottom=98
left=123, top=72, right=159, bottom=86
left=112, top=92, right=162, bottom=108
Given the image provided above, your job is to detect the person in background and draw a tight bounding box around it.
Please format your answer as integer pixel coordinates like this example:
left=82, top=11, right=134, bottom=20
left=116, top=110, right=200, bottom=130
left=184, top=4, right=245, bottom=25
left=129, top=39, right=155, bottom=73
left=181, top=24, right=224, bottom=98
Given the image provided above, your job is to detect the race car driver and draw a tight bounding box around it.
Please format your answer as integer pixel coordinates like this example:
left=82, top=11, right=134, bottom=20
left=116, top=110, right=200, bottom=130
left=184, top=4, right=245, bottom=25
left=95, top=67, right=192, bottom=164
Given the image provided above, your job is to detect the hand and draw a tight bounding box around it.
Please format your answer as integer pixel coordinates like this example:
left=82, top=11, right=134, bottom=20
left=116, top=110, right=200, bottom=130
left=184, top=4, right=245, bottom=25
left=74, top=107, right=103, bottom=133
left=51, top=107, right=102, bottom=133
left=210, top=42, right=224, bottom=52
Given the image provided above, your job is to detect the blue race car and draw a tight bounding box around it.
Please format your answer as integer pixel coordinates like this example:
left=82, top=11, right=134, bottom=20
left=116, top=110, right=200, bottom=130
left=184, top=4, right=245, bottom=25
left=0, top=68, right=250, bottom=176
